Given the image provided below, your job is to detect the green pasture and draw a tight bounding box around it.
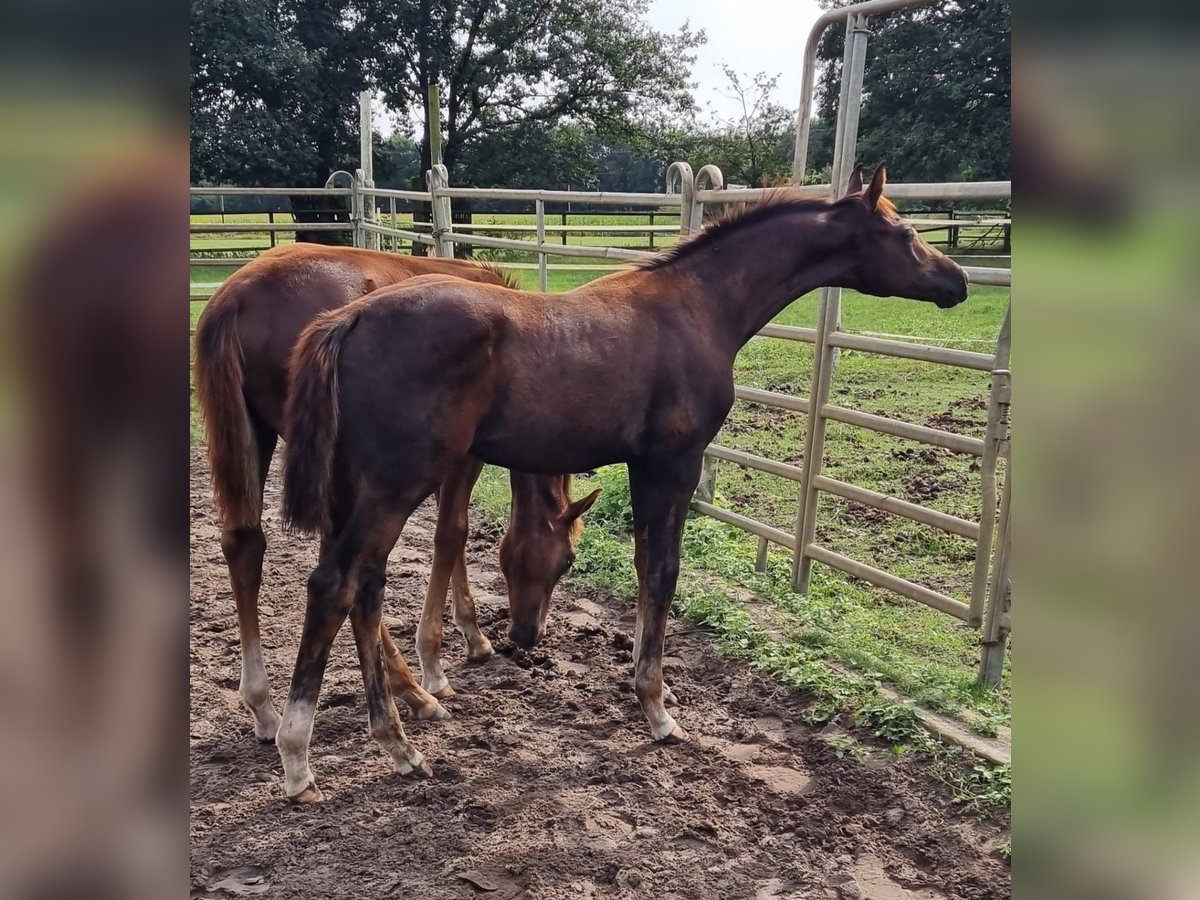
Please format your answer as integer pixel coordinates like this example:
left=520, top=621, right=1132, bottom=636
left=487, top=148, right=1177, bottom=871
left=189, top=210, right=1008, bottom=257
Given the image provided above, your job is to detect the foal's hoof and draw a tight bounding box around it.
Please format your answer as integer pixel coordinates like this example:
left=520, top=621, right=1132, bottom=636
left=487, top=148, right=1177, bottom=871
left=662, top=685, right=680, bottom=707
left=430, top=683, right=456, bottom=701
left=396, top=756, right=434, bottom=779
left=651, top=717, right=689, bottom=745
left=288, top=781, right=326, bottom=805
left=467, top=638, right=495, bottom=662
left=415, top=699, right=450, bottom=722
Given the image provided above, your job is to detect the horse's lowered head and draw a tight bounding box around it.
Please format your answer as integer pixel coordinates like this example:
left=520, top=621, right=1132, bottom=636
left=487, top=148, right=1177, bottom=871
left=500, top=475, right=601, bottom=649
left=836, top=163, right=969, bottom=309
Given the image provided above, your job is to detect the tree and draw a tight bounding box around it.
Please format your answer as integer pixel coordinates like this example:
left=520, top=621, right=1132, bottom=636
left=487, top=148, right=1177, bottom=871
left=811, top=0, right=1010, bottom=186
left=190, top=0, right=386, bottom=241
left=366, top=0, right=704, bottom=181
left=708, top=67, right=795, bottom=187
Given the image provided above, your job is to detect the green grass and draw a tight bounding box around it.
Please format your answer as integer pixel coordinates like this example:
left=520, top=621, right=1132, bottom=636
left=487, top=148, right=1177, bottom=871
left=189, top=232, right=1012, bottom=772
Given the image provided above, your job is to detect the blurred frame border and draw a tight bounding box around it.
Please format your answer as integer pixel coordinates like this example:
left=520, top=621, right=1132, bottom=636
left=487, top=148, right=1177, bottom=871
left=0, top=1, right=188, bottom=898
left=1018, top=2, right=1200, bottom=899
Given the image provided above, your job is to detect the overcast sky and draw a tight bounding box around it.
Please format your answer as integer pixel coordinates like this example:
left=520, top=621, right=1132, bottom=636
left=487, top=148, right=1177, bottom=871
left=646, top=0, right=824, bottom=122
left=378, top=0, right=826, bottom=136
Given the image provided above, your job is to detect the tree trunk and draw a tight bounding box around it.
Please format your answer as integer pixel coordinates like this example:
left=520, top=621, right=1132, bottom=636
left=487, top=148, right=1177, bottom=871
left=289, top=194, right=353, bottom=245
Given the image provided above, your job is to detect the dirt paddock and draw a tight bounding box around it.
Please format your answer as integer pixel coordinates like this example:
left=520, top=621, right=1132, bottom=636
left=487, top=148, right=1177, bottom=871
left=190, top=450, right=1010, bottom=900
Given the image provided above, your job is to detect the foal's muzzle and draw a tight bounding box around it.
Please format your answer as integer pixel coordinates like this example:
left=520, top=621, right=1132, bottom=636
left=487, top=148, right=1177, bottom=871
left=508, top=620, right=542, bottom=650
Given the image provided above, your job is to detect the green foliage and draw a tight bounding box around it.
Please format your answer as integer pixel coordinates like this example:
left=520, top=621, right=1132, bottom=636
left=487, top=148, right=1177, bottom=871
left=190, top=0, right=373, bottom=186
left=813, top=0, right=1010, bottom=184
left=584, top=466, right=635, bottom=534
left=854, top=697, right=922, bottom=744
left=706, top=67, right=796, bottom=187
left=366, top=0, right=704, bottom=180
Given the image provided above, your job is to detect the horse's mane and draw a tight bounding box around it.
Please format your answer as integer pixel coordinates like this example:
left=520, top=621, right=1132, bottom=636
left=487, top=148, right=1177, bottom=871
left=638, top=187, right=900, bottom=272
left=474, top=260, right=522, bottom=290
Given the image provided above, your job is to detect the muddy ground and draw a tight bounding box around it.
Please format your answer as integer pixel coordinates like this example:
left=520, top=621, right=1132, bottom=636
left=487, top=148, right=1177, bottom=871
left=191, top=450, right=1010, bottom=900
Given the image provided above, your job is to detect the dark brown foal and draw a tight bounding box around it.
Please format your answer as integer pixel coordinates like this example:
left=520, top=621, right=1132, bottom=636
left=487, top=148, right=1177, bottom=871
left=278, top=165, right=969, bottom=800
left=194, top=244, right=588, bottom=739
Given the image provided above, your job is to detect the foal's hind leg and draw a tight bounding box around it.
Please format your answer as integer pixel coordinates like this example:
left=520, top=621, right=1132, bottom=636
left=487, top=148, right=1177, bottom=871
left=277, top=488, right=431, bottom=802
left=220, top=422, right=280, bottom=741
left=322, top=484, right=447, bottom=723
left=417, top=456, right=487, bottom=698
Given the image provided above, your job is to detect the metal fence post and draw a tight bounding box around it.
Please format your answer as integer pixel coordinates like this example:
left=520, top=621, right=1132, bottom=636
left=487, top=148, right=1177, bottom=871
left=427, top=164, right=452, bottom=258
left=535, top=199, right=548, bottom=291
left=978, top=393, right=1011, bottom=686
left=666, top=161, right=695, bottom=236
left=968, top=301, right=1011, bottom=626
left=351, top=168, right=366, bottom=248
left=691, top=164, right=724, bottom=234
left=791, top=12, right=869, bottom=592
left=668, top=161, right=722, bottom=505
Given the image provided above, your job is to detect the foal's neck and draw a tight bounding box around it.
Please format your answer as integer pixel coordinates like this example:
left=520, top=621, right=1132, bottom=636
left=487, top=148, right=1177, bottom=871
left=663, top=203, right=853, bottom=356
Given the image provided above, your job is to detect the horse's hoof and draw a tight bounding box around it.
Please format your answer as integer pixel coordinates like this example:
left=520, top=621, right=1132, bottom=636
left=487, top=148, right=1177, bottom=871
left=254, top=725, right=280, bottom=744
left=652, top=719, right=689, bottom=745
left=663, top=685, right=679, bottom=707
left=467, top=640, right=495, bottom=663
left=396, top=756, right=433, bottom=779
left=416, top=700, right=450, bottom=721
left=430, top=683, right=456, bottom=700
left=249, top=709, right=282, bottom=742
left=287, top=781, right=325, bottom=804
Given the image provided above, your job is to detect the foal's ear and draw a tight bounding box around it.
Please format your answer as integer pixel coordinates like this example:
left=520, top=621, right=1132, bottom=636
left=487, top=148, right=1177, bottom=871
left=845, top=162, right=865, bottom=195
left=866, top=163, right=888, bottom=211
left=565, top=488, right=602, bottom=523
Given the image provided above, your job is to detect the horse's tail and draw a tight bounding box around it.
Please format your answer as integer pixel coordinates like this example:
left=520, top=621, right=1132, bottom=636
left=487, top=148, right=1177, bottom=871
left=194, top=295, right=261, bottom=527
left=281, top=306, right=361, bottom=535
left=476, top=260, right=521, bottom=290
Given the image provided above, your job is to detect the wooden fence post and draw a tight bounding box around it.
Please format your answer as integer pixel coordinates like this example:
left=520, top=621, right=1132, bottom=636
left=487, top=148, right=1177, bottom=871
left=427, top=164, right=452, bottom=258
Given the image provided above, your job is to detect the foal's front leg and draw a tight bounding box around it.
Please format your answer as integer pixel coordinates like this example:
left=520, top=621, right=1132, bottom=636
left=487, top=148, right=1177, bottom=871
left=416, top=456, right=487, bottom=698
left=627, top=455, right=704, bottom=743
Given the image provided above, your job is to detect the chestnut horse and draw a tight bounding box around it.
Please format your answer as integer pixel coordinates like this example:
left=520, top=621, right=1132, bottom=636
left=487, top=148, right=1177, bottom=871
left=278, top=165, right=969, bottom=801
left=194, top=244, right=597, bottom=740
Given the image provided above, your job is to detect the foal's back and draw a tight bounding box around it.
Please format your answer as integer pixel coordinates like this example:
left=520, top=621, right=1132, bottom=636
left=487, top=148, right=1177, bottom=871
left=330, top=271, right=730, bottom=475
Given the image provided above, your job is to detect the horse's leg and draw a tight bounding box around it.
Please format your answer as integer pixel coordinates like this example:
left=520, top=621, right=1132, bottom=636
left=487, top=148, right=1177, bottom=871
left=416, top=455, right=484, bottom=697
left=321, top=479, right=447, bottom=723
left=347, top=499, right=435, bottom=785
left=445, top=457, right=493, bottom=661
left=276, top=486, right=429, bottom=802
left=450, top=545, right=494, bottom=662
left=379, top=626, right=447, bottom=720
left=220, top=421, right=280, bottom=741
left=627, top=453, right=704, bottom=742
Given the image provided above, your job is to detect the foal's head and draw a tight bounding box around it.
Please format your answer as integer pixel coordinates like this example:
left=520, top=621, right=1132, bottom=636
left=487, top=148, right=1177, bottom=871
left=500, top=475, right=601, bottom=649
left=837, top=164, right=969, bottom=309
